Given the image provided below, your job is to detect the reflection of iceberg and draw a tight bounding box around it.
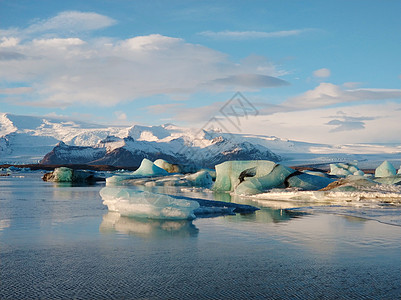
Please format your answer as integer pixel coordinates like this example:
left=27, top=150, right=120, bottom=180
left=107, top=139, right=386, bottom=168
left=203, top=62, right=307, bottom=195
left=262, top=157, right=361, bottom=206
left=100, top=187, right=200, bottom=220
left=99, top=212, right=199, bottom=238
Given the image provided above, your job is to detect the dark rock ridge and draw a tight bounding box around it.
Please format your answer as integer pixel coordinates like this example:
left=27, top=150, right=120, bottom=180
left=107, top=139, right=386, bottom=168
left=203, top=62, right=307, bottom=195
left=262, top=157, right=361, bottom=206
left=40, top=136, right=280, bottom=168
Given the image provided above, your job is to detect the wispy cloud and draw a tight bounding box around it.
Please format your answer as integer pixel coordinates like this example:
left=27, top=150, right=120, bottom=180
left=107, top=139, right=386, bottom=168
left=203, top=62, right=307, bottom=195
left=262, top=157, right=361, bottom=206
left=199, top=29, right=311, bottom=39
left=0, top=11, right=117, bottom=39
left=208, top=74, right=289, bottom=89
left=325, top=113, right=375, bottom=132
left=282, top=83, right=401, bottom=110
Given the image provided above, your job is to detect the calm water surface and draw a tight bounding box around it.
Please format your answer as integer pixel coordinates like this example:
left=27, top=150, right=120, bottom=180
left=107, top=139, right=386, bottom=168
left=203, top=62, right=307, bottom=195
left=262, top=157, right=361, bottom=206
left=0, top=173, right=400, bottom=299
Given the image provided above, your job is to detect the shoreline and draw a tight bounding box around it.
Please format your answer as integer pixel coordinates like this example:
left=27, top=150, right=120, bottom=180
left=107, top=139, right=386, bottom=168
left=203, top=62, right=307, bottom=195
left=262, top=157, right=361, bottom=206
left=0, top=163, right=376, bottom=174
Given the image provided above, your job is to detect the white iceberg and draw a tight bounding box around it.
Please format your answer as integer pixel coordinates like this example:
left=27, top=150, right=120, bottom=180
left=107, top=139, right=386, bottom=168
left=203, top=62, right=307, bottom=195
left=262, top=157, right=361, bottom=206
left=133, top=158, right=168, bottom=176
left=100, top=187, right=200, bottom=220
left=106, top=158, right=168, bottom=184
left=375, top=160, right=397, bottom=177
left=329, top=162, right=364, bottom=177
left=153, top=159, right=179, bottom=173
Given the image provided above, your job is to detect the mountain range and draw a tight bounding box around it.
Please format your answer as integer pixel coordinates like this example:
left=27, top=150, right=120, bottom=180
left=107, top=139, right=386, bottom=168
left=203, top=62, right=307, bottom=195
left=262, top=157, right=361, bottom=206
left=1, top=113, right=400, bottom=169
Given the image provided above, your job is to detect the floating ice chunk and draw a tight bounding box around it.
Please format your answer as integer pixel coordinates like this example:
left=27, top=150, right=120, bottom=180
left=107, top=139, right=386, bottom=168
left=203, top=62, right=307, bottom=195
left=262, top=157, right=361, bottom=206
left=42, top=167, right=102, bottom=183
left=153, top=159, right=179, bottom=173
left=133, top=158, right=168, bottom=177
left=214, top=160, right=277, bottom=191
left=398, top=166, right=401, bottom=175
left=235, top=164, right=295, bottom=195
left=286, top=173, right=335, bottom=190
left=100, top=187, right=200, bottom=220
left=52, top=167, right=73, bottom=181
left=185, top=170, right=213, bottom=187
left=106, top=158, right=168, bottom=184
left=329, top=162, right=364, bottom=177
left=375, top=160, right=397, bottom=177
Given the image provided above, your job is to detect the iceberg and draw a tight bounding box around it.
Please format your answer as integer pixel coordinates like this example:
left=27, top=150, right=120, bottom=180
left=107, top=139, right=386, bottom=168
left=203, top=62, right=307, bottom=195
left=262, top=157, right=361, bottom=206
left=286, top=172, right=335, bottom=190
left=375, top=160, right=397, bottom=177
left=42, top=167, right=103, bottom=183
left=133, top=158, right=168, bottom=176
left=185, top=170, right=213, bottom=188
left=329, top=162, right=364, bottom=177
left=214, top=160, right=277, bottom=191
left=234, top=164, right=295, bottom=195
left=107, top=171, right=213, bottom=188
left=214, top=160, right=335, bottom=195
left=106, top=158, right=169, bottom=184
left=100, top=187, right=200, bottom=220
left=153, top=159, right=180, bottom=173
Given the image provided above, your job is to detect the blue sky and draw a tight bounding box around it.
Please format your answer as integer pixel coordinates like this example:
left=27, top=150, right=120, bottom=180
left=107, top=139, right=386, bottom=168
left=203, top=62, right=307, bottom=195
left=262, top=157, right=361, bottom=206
left=0, top=0, right=400, bottom=144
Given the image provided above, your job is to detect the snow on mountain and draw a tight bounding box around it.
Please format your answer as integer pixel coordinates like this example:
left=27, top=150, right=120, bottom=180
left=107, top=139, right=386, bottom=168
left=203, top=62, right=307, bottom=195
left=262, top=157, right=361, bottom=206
left=1, top=113, right=400, bottom=168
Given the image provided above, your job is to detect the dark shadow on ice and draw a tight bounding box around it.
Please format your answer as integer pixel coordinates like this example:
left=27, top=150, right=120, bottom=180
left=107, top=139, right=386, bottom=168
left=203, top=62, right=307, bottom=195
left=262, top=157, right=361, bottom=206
left=99, top=212, right=199, bottom=238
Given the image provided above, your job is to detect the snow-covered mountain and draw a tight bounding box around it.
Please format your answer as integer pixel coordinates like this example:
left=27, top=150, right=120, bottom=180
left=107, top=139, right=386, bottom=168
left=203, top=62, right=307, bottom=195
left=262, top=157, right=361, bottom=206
left=1, top=113, right=400, bottom=168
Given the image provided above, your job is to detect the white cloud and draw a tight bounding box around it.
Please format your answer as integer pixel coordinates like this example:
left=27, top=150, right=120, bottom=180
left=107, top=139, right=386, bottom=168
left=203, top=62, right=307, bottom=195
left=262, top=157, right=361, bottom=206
left=0, top=22, right=287, bottom=108
left=313, top=68, right=331, bottom=78
left=0, top=37, right=20, bottom=47
left=199, top=29, right=309, bottom=39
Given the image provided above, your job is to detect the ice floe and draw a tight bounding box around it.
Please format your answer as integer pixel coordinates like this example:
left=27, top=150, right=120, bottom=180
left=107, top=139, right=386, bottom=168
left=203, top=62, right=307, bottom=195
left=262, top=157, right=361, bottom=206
left=100, top=187, right=200, bottom=220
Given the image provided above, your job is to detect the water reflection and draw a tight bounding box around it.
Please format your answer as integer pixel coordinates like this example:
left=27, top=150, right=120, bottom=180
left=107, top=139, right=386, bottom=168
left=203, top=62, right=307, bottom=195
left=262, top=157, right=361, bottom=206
left=227, top=207, right=306, bottom=224
left=99, top=212, right=199, bottom=238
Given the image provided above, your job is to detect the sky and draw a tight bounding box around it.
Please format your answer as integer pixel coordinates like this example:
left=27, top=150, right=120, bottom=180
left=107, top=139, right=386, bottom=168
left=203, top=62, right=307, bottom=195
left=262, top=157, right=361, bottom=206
left=0, top=0, right=400, bottom=144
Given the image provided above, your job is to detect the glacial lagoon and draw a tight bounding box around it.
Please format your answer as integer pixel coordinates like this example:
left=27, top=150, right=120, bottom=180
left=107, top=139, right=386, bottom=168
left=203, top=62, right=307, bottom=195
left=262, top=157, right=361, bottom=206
left=1, top=172, right=400, bottom=299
